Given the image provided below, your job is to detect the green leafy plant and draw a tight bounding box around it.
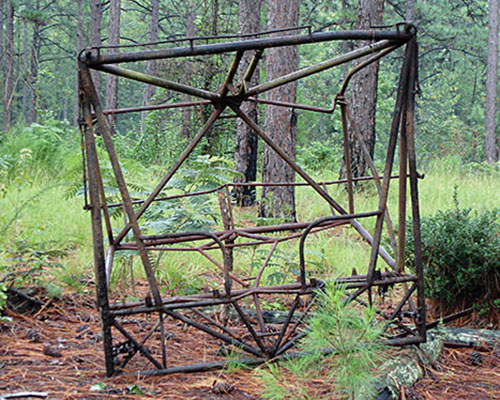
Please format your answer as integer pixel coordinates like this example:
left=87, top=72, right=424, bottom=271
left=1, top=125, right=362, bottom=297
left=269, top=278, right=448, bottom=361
left=405, top=188, right=500, bottom=315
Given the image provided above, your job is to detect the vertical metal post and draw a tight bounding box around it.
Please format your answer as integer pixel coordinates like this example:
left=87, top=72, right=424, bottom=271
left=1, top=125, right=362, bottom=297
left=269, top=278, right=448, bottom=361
left=367, top=41, right=412, bottom=283
left=405, top=38, right=426, bottom=340
left=80, top=71, right=115, bottom=376
left=340, top=101, right=355, bottom=214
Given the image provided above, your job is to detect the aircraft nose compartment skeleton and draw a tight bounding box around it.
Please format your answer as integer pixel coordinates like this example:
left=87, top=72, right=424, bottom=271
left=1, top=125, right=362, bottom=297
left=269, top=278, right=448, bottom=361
left=78, top=24, right=425, bottom=377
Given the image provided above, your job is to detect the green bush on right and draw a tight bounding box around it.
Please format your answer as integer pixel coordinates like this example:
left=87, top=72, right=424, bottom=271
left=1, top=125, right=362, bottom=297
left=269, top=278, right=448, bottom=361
left=405, top=190, right=499, bottom=321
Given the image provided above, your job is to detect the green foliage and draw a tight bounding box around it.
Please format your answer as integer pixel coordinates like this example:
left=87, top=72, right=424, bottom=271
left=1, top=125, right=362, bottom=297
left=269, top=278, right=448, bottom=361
left=0, top=121, right=77, bottom=177
left=405, top=188, right=500, bottom=310
left=0, top=282, right=13, bottom=323
left=142, top=155, right=239, bottom=234
left=257, top=284, right=385, bottom=400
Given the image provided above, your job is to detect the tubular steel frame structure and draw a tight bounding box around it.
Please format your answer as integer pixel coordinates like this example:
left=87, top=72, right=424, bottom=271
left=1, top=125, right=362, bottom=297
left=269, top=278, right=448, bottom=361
left=78, top=24, right=426, bottom=377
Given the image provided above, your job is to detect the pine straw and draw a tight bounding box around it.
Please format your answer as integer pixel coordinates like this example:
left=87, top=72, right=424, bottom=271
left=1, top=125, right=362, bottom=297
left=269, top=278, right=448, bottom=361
left=0, top=293, right=266, bottom=400
left=1, top=290, right=499, bottom=400
left=410, top=346, right=500, bottom=400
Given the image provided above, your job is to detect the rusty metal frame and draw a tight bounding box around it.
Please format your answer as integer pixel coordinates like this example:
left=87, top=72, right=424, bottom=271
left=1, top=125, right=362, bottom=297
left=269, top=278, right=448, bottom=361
left=78, top=24, right=425, bottom=377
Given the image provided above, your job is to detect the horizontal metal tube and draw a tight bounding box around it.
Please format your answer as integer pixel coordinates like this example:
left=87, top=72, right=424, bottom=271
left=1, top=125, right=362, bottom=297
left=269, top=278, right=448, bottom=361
left=84, top=29, right=412, bottom=65
left=92, top=64, right=218, bottom=100
left=246, top=40, right=395, bottom=96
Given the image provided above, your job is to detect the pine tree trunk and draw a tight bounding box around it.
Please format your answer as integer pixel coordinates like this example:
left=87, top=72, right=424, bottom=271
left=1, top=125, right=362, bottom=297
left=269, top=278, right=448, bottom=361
left=485, top=0, right=499, bottom=163
left=181, top=1, right=195, bottom=140
left=3, top=0, right=14, bottom=133
left=105, top=0, right=120, bottom=126
left=73, top=0, right=84, bottom=127
left=90, top=0, right=102, bottom=98
left=22, top=18, right=29, bottom=122
left=233, top=0, right=262, bottom=206
left=28, top=0, right=40, bottom=125
left=340, top=0, right=384, bottom=179
left=141, top=0, right=159, bottom=130
left=260, top=0, right=300, bottom=221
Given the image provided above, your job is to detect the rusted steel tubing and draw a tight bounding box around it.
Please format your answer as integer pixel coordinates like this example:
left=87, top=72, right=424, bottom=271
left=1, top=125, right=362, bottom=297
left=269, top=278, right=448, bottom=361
left=103, top=173, right=421, bottom=209
left=114, top=106, right=225, bottom=245
left=191, top=308, right=241, bottom=340
left=119, top=319, right=161, bottom=369
left=426, top=307, right=474, bottom=329
left=238, top=50, right=263, bottom=96
left=112, top=320, right=163, bottom=369
left=246, top=96, right=336, bottom=113
left=197, top=248, right=248, bottom=288
left=338, top=45, right=400, bottom=96
left=232, top=103, right=397, bottom=269
left=383, top=335, right=425, bottom=346
left=299, top=212, right=381, bottom=287
left=140, top=219, right=348, bottom=243
left=80, top=64, right=164, bottom=308
left=219, top=50, right=243, bottom=97
left=340, top=103, right=355, bottom=214
left=254, top=241, right=279, bottom=288
left=232, top=301, right=268, bottom=355
left=81, top=87, right=115, bottom=377
left=246, top=40, right=396, bottom=97
left=102, top=99, right=211, bottom=115
left=387, top=283, right=417, bottom=321
left=342, top=103, right=398, bottom=255
left=92, top=64, right=219, bottom=101
left=271, top=295, right=301, bottom=356
left=162, top=308, right=263, bottom=357
left=406, top=39, right=426, bottom=341
left=367, top=41, right=413, bottom=283
left=92, top=25, right=311, bottom=51
left=279, top=294, right=318, bottom=346
left=104, top=245, right=115, bottom=286
left=85, top=29, right=411, bottom=65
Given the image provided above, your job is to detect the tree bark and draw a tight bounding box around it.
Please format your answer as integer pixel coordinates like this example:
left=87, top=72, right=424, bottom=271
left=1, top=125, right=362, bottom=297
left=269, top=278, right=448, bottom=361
left=90, top=0, right=103, bottom=98
left=181, top=1, right=195, bottom=140
left=105, top=0, right=120, bottom=126
left=22, top=17, right=29, bottom=122
left=485, top=0, right=499, bottom=163
left=141, top=0, right=159, bottom=129
left=260, top=0, right=300, bottom=221
left=233, top=0, right=262, bottom=206
left=28, top=0, right=40, bottom=124
left=406, top=0, right=415, bottom=22
left=3, top=0, right=14, bottom=133
left=73, top=0, right=84, bottom=127
left=340, top=0, right=384, bottom=179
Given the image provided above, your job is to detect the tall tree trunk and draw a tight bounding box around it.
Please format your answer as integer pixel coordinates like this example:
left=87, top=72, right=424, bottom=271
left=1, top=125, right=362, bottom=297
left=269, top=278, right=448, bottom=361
left=340, top=0, right=384, bottom=178
left=22, top=18, right=29, bottom=122
left=181, top=1, right=195, bottom=140
left=233, top=0, right=262, bottom=206
left=260, top=0, right=300, bottom=221
left=90, top=0, right=103, bottom=98
left=28, top=0, right=40, bottom=124
left=0, top=0, right=4, bottom=78
left=485, top=0, right=499, bottom=163
left=3, top=0, right=14, bottom=133
left=73, top=0, right=84, bottom=127
left=201, top=0, right=219, bottom=154
left=406, top=0, right=415, bottom=22
left=141, top=0, right=159, bottom=130
left=105, top=0, right=120, bottom=126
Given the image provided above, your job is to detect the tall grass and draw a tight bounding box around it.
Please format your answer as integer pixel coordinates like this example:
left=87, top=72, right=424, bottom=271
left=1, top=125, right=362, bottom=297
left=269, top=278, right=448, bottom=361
left=1, top=120, right=498, bottom=296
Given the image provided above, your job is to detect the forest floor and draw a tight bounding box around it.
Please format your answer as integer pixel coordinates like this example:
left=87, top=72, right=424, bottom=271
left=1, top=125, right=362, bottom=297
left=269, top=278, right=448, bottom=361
left=1, top=290, right=499, bottom=400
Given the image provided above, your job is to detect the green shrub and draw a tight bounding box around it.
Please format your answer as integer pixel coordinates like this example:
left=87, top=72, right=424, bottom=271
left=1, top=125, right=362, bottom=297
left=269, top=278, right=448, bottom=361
left=405, top=191, right=500, bottom=311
